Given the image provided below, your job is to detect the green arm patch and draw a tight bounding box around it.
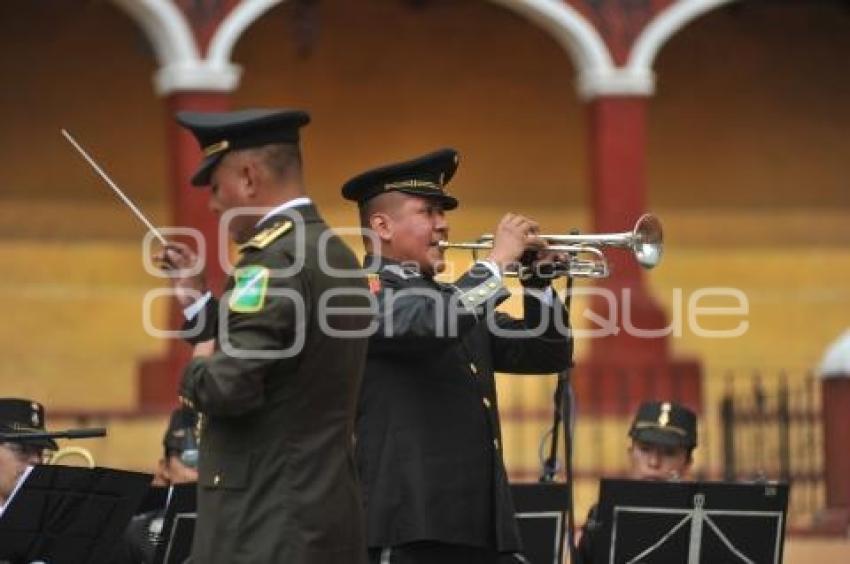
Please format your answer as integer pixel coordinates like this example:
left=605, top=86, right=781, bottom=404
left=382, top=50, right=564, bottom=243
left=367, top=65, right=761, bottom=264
left=229, top=266, right=270, bottom=313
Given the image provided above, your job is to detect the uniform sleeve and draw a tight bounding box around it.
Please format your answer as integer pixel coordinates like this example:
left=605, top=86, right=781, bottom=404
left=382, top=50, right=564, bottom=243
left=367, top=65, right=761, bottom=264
left=181, top=295, right=219, bottom=345
left=490, top=288, right=572, bottom=374
left=180, top=254, right=305, bottom=417
left=368, top=263, right=510, bottom=356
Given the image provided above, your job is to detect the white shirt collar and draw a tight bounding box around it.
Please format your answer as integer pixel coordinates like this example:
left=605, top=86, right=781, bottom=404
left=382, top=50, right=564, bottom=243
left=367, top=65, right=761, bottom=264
left=256, top=197, right=312, bottom=226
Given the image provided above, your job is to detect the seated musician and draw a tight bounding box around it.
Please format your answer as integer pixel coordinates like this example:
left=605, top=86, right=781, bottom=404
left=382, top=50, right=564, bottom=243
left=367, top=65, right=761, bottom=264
left=115, top=406, right=199, bottom=564
left=0, top=398, right=55, bottom=519
left=576, top=400, right=697, bottom=564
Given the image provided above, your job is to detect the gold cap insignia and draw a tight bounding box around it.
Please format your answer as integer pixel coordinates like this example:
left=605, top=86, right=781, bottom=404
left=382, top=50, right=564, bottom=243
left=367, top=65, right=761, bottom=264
left=658, top=402, right=671, bottom=427
left=203, top=139, right=230, bottom=158
left=384, top=179, right=442, bottom=192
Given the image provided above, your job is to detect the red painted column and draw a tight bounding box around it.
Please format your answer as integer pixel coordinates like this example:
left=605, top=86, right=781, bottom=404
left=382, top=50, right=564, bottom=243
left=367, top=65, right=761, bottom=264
left=573, top=96, right=702, bottom=417
left=821, top=377, right=850, bottom=511
left=587, top=96, right=667, bottom=363
left=138, top=92, right=231, bottom=409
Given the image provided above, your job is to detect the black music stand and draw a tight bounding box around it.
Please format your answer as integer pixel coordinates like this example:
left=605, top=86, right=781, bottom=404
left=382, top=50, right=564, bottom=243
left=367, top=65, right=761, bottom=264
left=509, top=483, right=570, bottom=564
left=153, top=482, right=197, bottom=564
left=594, top=479, right=789, bottom=564
left=0, top=464, right=152, bottom=564
left=137, top=485, right=170, bottom=514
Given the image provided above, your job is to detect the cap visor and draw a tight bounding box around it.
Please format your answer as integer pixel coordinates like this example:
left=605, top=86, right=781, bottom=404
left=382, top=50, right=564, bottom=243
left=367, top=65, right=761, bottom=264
left=190, top=154, right=224, bottom=187
left=396, top=189, right=459, bottom=211
left=9, top=431, right=58, bottom=451
left=631, top=428, right=690, bottom=449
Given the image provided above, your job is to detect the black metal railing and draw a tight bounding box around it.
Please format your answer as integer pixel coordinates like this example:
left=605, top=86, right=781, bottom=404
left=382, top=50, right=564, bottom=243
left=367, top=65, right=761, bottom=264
left=719, top=369, right=824, bottom=521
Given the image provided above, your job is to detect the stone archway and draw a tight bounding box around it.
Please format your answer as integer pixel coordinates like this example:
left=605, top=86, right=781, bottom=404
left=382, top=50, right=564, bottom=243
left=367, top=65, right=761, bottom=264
left=110, top=0, right=239, bottom=93
left=204, top=0, right=617, bottom=98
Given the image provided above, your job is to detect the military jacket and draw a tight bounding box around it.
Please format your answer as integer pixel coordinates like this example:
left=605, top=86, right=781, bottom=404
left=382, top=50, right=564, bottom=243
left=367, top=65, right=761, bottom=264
left=355, top=256, right=572, bottom=553
left=180, top=204, right=370, bottom=564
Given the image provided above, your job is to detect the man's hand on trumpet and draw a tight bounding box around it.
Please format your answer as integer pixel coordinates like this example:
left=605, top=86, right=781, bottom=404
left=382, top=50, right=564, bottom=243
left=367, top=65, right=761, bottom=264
left=485, top=213, right=568, bottom=287
left=520, top=246, right=570, bottom=288
left=486, top=213, right=544, bottom=273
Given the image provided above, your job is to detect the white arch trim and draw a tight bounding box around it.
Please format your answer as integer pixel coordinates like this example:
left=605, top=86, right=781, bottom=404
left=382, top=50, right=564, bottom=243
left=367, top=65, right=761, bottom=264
left=209, top=0, right=636, bottom=99
left=120, top=0, right=740, bottom=99
left=111, top=0, right=241, bottom=95
left=111, top=0, right=198, bottom=65
left=154, top=61, right=243, bottom=95
left=628, top=0, right=739, bottom=74
left=208, top=0, right=284, bottom=67
left=464, top=0, right=612, bottom=80
left=208, top=0, right=612, bottom=75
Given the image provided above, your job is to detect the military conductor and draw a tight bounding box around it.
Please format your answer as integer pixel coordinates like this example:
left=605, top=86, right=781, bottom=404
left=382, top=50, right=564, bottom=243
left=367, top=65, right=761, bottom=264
left=158, top=109, right=370, bottom=563
left=342, top=149, right=573, bottom=563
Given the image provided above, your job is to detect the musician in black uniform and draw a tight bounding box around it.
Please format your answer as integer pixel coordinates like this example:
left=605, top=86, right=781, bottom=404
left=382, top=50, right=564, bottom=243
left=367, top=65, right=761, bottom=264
left=116, top=406, right=199, bottom=564
left=342, top=149, right=573, bottom=563
left=576, top=400, right=698, bottom=564
left=0, top=399, right=55, bottom=519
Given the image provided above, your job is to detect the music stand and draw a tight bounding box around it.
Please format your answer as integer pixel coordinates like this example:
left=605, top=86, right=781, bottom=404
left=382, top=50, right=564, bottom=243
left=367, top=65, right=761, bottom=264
left=510, top=483, right=570, bottom=564
left=0, top=464, right=152, bottom=564
left=137, top=485, right=169, bottom=514
left=153, top=482, right=197, bottom=564
left=594, top=479, right=789, bottom=564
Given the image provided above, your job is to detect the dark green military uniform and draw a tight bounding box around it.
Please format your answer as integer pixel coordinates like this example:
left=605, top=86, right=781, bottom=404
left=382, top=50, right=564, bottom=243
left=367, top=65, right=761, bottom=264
left=176, top=110, right=371, bottom=564
left=342, top=150, right=573, bottom=561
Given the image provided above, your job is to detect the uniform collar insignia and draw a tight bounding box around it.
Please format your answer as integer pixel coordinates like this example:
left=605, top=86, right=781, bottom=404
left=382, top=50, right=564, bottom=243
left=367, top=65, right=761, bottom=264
left=383, top=263, right=422, bottom=279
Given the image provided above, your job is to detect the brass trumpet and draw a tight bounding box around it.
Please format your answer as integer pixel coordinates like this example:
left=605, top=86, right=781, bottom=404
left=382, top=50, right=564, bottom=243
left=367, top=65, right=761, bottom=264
left=438, top=213, right=663, bottom=279
left=49, top=446, right=95, bottom=468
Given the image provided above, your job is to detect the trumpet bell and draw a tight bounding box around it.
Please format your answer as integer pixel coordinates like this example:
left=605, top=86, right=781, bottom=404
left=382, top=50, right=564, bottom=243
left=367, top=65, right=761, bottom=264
left=633, top=213, right=663, bottom=269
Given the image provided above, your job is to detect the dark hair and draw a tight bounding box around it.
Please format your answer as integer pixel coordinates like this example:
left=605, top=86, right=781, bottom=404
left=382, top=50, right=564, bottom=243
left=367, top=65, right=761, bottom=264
left=358, top=199, right=377, bottom=230
left=252, top=143, right=302, bottom=181
left=2, top=441, right=44, bottom=462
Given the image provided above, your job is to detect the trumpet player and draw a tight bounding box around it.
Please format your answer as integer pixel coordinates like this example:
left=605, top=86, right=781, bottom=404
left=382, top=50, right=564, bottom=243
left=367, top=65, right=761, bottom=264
left=342, top=148, right=573, bottom=564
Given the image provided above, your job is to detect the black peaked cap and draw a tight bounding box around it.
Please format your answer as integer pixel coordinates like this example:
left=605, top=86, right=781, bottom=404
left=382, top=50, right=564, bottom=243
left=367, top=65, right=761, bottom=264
left=628, top=401, right=697, bottom=449
left=0, top=397, right=57, bottom=450
left=176, top=108, right=310, bottom=186
left=341, top=148, right=460, bottom=210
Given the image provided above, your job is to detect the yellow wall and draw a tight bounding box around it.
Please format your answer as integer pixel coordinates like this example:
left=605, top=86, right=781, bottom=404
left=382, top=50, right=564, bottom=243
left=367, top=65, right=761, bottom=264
left=0, top=2, right=166, bottom=207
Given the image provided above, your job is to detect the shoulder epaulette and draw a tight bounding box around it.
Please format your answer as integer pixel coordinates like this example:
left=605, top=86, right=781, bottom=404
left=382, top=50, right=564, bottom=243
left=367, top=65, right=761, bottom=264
left=239, top=220, right=293, bottom=252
